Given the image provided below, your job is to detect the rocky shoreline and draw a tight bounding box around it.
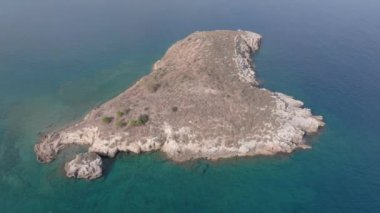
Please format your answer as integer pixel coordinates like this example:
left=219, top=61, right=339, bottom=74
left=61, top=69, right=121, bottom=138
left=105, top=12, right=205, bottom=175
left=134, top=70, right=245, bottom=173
left=35, top=30, right=324, bottom=180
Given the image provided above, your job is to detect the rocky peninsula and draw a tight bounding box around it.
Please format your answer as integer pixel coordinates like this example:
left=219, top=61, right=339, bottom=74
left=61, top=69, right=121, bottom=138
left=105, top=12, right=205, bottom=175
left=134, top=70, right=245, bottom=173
left=35, top=30, right=324, bottom=180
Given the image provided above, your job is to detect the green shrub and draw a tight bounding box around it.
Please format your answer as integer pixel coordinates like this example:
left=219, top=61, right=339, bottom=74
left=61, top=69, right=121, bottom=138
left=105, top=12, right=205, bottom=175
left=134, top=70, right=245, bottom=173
left=128, top=119, right=143, bottom=126
left=128, top=114, right=149, bottom=127
left=116, top=111, right=124, bottom=117
left=146, top=81, right=161, bottom=93
left=116, top=120, right=127, bottom=128
left=138, top=114, right=149, bottom=124
left=102, top=116, right=114, bottom=124
left=172, top=106, right=178, bottom=112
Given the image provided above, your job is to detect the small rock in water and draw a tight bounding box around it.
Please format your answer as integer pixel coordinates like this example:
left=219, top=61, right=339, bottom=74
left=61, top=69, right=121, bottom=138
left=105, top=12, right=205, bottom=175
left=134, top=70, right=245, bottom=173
left=64, top=152, right=102, bottom=180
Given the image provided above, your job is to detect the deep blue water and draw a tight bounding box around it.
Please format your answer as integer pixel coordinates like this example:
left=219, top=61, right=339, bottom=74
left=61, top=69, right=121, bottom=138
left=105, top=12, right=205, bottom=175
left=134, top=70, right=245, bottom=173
left=1, top=0, right=380, bottom=212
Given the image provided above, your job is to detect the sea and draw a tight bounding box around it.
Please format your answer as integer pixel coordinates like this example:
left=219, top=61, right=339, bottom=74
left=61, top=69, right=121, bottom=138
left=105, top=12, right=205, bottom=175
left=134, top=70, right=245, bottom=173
left=0, top=0, right=380, bottom=212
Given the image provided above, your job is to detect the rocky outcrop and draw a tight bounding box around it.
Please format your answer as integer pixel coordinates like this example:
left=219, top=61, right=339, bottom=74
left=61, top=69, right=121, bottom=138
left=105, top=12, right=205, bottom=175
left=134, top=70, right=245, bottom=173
left=64, top=152, right=102, bottom=180
left=35, top=30, right=324, bottom=179
left=34, top=133, right=63, bottom=163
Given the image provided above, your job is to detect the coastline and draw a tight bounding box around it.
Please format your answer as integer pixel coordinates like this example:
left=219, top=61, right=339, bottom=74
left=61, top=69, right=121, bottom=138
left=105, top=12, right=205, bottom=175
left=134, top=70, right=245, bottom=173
left=34, top=30, right=324, bottom=179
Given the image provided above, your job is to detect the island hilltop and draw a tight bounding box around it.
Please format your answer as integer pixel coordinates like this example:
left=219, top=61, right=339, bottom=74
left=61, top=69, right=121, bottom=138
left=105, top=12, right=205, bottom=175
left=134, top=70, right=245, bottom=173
left=35, top=30, right=324, bottom=180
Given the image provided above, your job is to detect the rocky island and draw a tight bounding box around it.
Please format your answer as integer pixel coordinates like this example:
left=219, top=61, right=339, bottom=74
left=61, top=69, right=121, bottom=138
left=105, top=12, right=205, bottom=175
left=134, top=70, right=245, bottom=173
left=35, top=30, right=324, bottom=180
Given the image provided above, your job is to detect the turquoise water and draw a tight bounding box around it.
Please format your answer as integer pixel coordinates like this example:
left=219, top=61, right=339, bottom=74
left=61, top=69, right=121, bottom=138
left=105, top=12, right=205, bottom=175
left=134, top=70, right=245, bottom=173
left=1, top=0, right=380, bottom=212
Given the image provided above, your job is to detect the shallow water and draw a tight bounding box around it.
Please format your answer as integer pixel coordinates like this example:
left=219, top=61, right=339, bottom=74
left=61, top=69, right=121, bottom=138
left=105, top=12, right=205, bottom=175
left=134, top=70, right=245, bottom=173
left=0, top=0, right=380, bottom=212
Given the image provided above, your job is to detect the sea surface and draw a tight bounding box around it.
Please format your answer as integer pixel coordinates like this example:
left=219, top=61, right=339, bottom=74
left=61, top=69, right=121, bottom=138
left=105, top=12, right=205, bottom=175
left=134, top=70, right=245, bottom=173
left=0, top=0, right=380, bottom=212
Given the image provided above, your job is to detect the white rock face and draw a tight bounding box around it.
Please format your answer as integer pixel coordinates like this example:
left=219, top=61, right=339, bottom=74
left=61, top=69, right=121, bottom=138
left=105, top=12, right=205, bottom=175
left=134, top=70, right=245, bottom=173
left=234, top=31, right=262, bottom=85
left=35, top=30, right=324, bottom=179
left=64, top=152, right=102, bottom=180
